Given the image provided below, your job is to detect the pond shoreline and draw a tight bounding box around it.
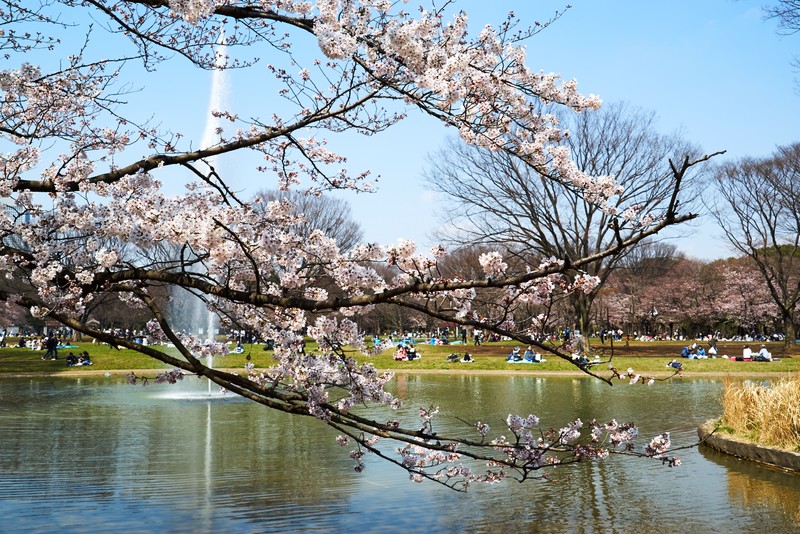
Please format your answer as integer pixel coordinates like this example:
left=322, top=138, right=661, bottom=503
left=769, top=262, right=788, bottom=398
left=698, top=419, right=800, bottom=472
left=0, top=368, right=794, bottom=379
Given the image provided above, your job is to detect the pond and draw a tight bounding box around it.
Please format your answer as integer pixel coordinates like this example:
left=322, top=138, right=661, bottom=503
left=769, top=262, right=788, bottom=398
left=0, top=374, right=798, bottom=533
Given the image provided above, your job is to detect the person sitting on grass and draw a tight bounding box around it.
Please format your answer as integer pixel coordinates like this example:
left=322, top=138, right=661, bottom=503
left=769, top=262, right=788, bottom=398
left=461, top=352, right=474, bottom=363
left=77, top=351, right=92, bottom=366
left=754, top=344, right=772, bottom=362
left=572, top=353, right=590, bottom=365
left=66, top=353, right=78, bottom=366
left=506, top=347, right=522, bottom=362
left=523, top=346, right=542, bottom=363
left=680, top=345, right=690, bottom=358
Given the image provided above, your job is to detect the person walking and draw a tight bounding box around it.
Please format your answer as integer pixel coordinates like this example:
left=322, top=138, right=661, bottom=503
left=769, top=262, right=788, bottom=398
left=42, top=333, right=59, bottom=360
left=473, top=329, right=482, bottom=346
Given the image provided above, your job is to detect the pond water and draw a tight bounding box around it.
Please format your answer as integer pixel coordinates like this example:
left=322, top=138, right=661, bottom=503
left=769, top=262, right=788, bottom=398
left=0, top=374, right=798, bottom=533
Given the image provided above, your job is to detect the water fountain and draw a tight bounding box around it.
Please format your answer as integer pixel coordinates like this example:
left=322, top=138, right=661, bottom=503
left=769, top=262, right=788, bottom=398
left=167, top=32, right=227, bottom=396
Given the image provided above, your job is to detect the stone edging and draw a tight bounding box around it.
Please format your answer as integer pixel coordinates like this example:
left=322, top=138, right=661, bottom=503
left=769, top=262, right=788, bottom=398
left=698, top=419, right=800, bottom=472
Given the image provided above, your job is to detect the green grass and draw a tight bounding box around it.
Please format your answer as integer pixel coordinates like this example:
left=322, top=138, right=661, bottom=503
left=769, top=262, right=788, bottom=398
left=2, top=337, right=798, bottom=377
left=0, top=341, right=263, bottom=375
left=359, top=341, right=800, bottom=374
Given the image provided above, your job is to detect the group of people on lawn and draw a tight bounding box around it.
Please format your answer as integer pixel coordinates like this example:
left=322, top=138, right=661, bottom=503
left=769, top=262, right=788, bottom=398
left=506, top=346, right=546, bottom=363
left=680, top=342, right=715, bottom=359
left=394, top=341, right=550, bottom=364
left=741, top=344, right=773, bottom=361
left=680, top=341, right=773, bottom=361
left=65, top=351, right=93, bottom=366
left=394, top=342, right=421, bottom=361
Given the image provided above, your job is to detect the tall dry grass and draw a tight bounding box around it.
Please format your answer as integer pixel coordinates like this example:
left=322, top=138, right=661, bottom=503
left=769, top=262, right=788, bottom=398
left=721, top=374, right=800, bottom=450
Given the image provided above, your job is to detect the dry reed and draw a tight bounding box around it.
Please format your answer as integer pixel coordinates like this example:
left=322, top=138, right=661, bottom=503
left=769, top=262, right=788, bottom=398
left=721, top=374, right=800, bottom=450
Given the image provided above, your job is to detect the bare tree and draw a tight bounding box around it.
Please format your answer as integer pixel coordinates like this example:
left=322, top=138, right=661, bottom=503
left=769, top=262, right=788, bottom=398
left=254, top=190, right=363, bottom=253
left=764, top=0, right=800, bottom=84
left=712, top=142, right=800, bottom=346
left=426, top=102, right=703, bottom=351
left=765, top=0, right=800, bottom=33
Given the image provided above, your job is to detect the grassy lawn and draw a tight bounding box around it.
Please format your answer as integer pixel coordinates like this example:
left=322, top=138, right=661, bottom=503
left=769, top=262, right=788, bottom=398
left=359, top=339, right=800, bottom=375
left=1, top=337, right=798, bottom=377
left=0, top=342, right=262, bottom=375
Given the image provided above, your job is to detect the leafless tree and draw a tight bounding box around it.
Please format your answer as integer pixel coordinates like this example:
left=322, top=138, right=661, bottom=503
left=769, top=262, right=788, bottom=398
left=765, top=0, right=800, bottom=33
left=253, top=190, right=363, bottom=253
left=712, top=142, right=800, bottom=346
left=425, top=102, right=703, bottom=351
left=764, top=0, right=800, bottom=84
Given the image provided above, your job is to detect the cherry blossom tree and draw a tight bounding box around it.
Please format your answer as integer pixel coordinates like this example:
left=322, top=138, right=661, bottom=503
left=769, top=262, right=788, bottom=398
left=601, top=242, right=680, bottom=337
left=0, top=0, right=702, bottom=487
left=712, top=258, right=779, bottom=336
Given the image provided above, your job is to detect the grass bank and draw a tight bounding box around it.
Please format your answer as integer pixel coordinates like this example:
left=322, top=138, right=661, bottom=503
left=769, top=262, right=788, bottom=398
left=1, top=338, right=799, bottom=377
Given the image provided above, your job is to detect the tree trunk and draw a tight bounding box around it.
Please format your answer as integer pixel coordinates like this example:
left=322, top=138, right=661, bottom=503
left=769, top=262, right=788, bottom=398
left=572, top=293, right=593, bottom=354
left=783, top=313, right=796, bottom=348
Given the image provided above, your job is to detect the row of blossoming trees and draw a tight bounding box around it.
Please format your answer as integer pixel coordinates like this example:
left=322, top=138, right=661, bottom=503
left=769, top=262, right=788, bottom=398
left=599, top=253, right=790, bottom=341
left=0, top=0, right=711, bottom=486
left=354, top=244, right=796, bottom=343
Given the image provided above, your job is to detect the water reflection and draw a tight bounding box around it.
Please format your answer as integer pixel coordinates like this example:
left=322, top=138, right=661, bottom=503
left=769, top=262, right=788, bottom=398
left=700, top=445, right=800, bottom=525
left=0, top=375, right=798, bottom=533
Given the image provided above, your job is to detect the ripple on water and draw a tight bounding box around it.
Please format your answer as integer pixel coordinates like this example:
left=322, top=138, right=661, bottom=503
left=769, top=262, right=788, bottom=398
left=0, top=376, right=798, bottom=533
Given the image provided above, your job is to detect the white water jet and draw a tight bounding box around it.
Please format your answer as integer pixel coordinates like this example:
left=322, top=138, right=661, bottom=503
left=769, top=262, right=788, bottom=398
left=200, top=32, right=228, bottom=394
left=207, top=33, right=229, bottom=387
left=168, top=32, right=228, bottom=397
left=200, top=31, right=229, bottom=162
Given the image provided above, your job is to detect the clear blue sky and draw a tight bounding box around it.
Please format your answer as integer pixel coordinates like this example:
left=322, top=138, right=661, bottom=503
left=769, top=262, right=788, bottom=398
left=260, top=0, right=800, bottom=259
left=303, top=0, right=799, bottom=261
left=141, top=1, right=798, bottom=260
